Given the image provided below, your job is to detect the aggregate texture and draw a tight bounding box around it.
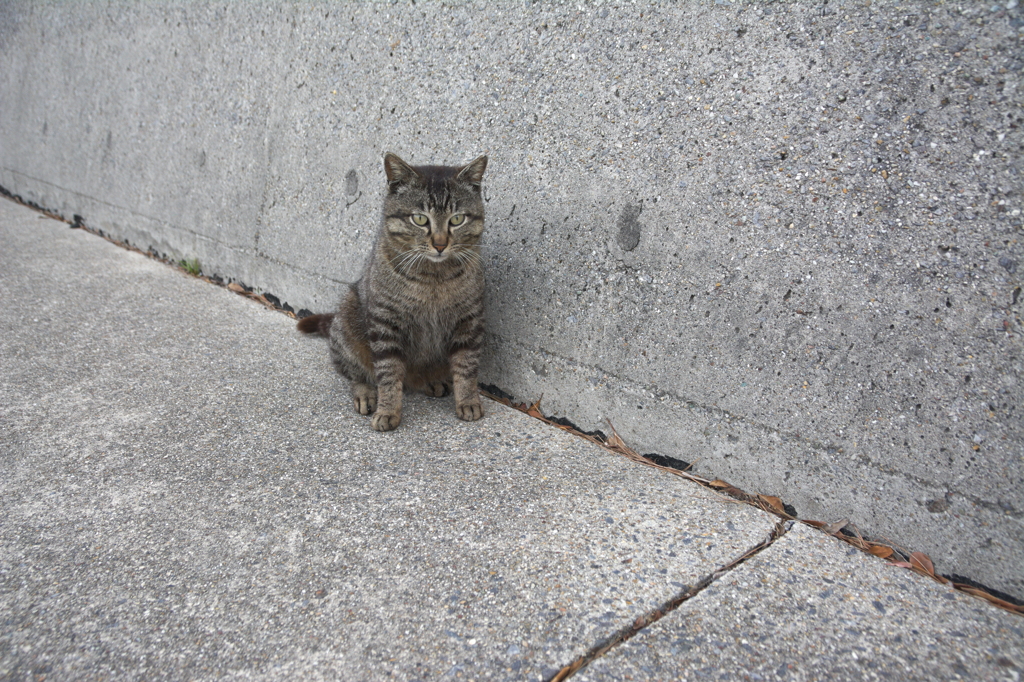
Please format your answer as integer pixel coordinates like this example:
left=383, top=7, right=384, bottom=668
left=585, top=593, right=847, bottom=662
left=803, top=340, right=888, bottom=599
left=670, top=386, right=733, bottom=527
left=0, top=199, right=777, bottom=680
left=577, top=522, right=1024, bottom=682
left=0, top=1, right=1021, bottom=597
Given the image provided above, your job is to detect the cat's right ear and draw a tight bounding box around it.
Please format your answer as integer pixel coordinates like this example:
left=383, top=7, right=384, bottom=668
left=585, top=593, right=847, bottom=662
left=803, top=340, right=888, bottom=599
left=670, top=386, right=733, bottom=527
left=456, top=155, right=488, bottom=190
left=383, top=152, right=419, bottom=193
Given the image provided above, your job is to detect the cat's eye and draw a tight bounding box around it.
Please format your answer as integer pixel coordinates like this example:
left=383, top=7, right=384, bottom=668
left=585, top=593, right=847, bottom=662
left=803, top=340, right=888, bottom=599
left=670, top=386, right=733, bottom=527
left=449, top=214, right=466, bottom=227
left=410, top=214, right=429, bottom=227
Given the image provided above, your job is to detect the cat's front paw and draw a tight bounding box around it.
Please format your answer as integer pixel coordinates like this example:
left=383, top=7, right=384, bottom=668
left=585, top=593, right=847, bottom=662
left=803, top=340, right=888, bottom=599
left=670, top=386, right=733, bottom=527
left=371, top=411, right=402, bottom=431
left=424, top=380, right=452, bottom=397
left=354, top=395, right=377, bottom=415
left=352, top=383, right=377, bottom=415
left=455, top=400, right=483, bottom=422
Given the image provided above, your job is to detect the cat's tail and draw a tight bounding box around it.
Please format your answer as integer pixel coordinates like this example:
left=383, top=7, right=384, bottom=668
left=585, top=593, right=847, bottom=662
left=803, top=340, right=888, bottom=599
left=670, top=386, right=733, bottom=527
left=296, top=313, right=334, bottom=337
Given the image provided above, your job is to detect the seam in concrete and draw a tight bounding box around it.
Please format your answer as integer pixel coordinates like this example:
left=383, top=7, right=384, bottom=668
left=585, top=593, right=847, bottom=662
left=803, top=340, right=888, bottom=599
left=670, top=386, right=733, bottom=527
left=548, top=520, right=792, bottom=681
left=0, top=193, right=285, bottom=320
left=495, top=332, right=847, bottom=449
left=494, top=333, right=1014, bottom=514
left=0, top=191, right=349, bottom=317
left=3, top=167, right=175, bottom=225
left=0, top=171, right=350, bottom=288
left=250, top=249, right=350, bottom=286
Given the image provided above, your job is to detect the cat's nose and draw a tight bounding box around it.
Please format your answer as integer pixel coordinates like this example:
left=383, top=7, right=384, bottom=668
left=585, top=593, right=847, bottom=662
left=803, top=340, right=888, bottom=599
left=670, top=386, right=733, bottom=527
left=432, top=241, right=447, bottom=253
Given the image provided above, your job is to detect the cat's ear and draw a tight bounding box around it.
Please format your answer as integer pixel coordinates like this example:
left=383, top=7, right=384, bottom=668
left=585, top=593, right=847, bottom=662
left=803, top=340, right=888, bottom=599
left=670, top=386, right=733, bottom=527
left=383, top=152, right=419, bottom=192
left=456, top=155, right=488, bottom=190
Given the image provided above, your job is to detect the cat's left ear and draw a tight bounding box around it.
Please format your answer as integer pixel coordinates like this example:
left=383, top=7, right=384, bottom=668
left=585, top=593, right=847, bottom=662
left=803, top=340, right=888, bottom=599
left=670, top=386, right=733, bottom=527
left=456, top=155, right=488, bottom=190
left=383, top=152, right=420, bottom=192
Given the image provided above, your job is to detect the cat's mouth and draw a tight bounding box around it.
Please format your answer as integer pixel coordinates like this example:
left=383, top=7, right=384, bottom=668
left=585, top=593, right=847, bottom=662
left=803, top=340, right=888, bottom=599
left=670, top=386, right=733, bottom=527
left=425, top=250, right=449, bottom=262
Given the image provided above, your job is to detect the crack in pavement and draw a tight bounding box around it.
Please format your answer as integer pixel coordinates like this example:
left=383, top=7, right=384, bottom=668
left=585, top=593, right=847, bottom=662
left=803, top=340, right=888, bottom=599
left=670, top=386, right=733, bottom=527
left=548, top=519, right=792, bottom=681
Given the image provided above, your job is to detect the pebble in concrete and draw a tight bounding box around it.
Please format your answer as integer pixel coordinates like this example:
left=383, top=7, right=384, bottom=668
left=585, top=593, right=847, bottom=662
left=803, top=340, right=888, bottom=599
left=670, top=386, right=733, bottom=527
left=0, top=199, right=777, bottom=680
left=576, top=522, right=1024, bottom=681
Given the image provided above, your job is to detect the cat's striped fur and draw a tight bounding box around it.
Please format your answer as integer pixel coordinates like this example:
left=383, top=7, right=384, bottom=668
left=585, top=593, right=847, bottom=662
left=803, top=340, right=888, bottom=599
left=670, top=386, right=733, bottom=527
left=297, top=152, right=487, bottom=431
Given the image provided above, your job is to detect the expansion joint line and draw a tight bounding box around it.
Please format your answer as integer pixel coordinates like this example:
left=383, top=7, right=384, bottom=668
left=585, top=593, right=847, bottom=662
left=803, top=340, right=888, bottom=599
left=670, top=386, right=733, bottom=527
left=549, top=519, right=792, bottom=681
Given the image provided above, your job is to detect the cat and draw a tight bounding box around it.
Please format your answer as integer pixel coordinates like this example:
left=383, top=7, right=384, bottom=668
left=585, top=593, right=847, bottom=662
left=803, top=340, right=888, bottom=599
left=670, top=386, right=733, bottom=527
left=297, top=152, right=488, bottom=432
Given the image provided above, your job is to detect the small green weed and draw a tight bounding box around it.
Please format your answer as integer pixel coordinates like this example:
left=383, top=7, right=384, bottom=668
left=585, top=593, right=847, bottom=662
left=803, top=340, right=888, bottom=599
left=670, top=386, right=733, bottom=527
left=180, top=258, right=202, bottom=277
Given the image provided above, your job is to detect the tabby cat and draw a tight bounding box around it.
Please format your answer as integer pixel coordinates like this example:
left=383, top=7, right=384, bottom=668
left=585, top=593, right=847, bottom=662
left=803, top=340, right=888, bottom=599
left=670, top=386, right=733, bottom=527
left=297, top=152, right=488, bottom=432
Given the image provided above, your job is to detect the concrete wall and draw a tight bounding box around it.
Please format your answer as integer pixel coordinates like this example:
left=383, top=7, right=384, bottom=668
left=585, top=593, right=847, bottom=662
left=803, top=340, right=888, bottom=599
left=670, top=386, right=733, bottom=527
left=2, top=1, right=1021, bottom=599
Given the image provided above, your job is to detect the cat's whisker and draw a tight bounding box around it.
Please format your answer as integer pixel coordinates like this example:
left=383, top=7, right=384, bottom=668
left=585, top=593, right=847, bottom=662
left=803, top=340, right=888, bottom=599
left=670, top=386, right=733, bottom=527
left=390, top=248, right=418, bottom=269
left=400, top=249, right=429, bottom=276
left=397, top=254, right=417, bottom=274
left=453, top=246, right=482, bottom=268
left=406, top=253, right=423, bottom=275
left=392, top=248, right=426, bottom=275
left=395, top=253, right=413, bottom=275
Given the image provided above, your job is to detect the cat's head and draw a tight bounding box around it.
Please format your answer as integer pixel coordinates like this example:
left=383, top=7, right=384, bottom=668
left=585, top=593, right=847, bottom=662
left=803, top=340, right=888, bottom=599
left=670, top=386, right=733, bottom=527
left=381, top=152, right=487, bottom=268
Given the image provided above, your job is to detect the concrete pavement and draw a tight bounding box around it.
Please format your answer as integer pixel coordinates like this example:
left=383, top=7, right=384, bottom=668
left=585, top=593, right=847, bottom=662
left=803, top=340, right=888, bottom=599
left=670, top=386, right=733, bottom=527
left=1, top=196, right=1020, bottom=680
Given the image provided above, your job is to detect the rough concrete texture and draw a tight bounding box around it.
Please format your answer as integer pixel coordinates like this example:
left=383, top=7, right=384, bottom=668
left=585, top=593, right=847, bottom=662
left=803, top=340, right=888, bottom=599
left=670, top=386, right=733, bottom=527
left=0, top=199, right=780, bottom=680
left=0, top=2, right=1021, bottom=597
left=577, top=522, right=1024, bottom=682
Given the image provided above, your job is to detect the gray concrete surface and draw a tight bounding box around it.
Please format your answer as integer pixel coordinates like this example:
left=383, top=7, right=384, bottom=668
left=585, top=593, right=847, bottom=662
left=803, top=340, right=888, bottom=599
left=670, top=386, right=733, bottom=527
left=577, top=522, right=1024, bottom=682
left=2, top=195, right=1021, bottom=679
left=0, top=1, right=1021, bottom=599
left=0, top=198, right=779, bottom=679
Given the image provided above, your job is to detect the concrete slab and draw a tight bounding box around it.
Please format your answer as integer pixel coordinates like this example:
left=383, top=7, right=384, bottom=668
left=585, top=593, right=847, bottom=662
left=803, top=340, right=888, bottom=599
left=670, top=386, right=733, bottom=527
left=577, top=522, right=1024, bottom=682
left=0, top=197, right=777, bottom=680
